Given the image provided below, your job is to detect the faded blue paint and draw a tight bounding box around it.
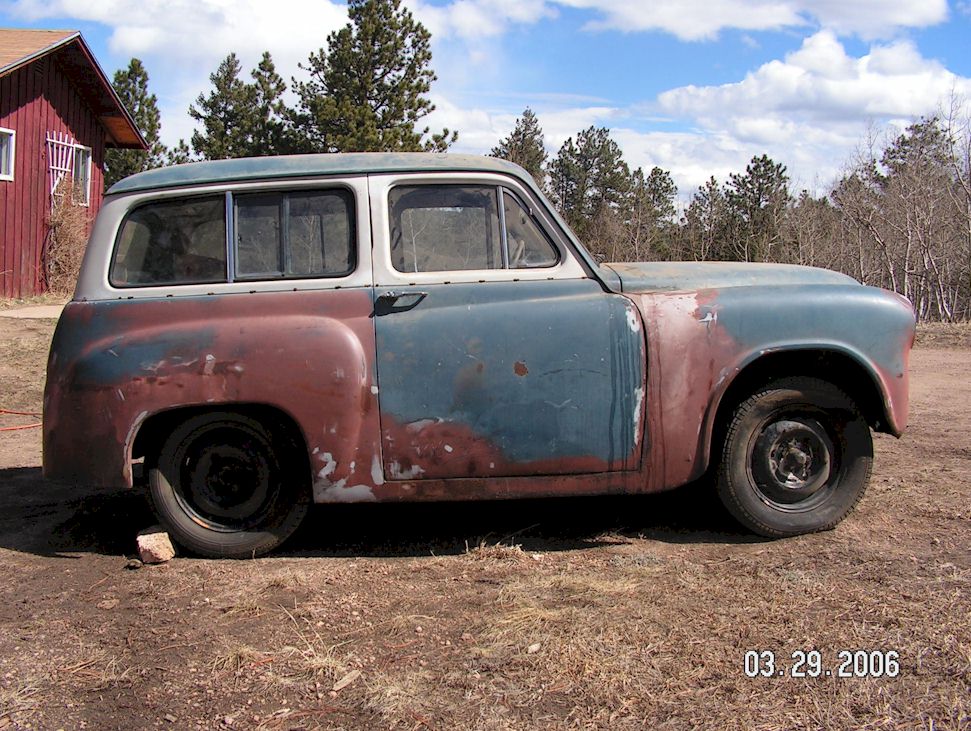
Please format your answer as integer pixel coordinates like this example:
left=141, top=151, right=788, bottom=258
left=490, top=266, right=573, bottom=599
left=707, top=283, right=914, bottom=381
left=48, top=301, right=218, bottom=388
left=606, top=261, right=859, bottom=292
left=373, top=278, right=644, bottom=477
left=108, top=153, right=532, bottom=195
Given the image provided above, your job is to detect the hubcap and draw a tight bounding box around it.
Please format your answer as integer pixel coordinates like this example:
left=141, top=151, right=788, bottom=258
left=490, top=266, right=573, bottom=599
left=751, top=417, right=835, bottom=506
left=176, top=426, right=278, bottom=531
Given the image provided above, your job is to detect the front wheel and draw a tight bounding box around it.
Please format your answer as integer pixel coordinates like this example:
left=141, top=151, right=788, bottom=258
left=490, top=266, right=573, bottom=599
left=148, top=412, right=309, bottom=558
left=716, top=377, right=873, bottom=537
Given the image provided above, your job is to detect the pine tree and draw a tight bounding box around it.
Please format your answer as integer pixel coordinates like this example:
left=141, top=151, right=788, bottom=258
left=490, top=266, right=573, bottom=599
left=627, top=166, right=678, bottom=260
left=245, top=52, right=294, bottom=155
left=104, top=59, right=166, bottom=187
left=490, top=108, right=547, bottom=186
left=683, top=176, right=730, bottom=261
left=725, top=154, right=791, bottom=261
left=189, top=52, right=295, bottom=160
left=189, top=53, right=253, bottom=160
left=292, top=0, right=456, bottom=152
left=549, top=126, right=631, bottom=252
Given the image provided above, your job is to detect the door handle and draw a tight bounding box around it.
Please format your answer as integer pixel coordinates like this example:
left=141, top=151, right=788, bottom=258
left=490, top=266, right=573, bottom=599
left=375, top=290, right=427, bottom=314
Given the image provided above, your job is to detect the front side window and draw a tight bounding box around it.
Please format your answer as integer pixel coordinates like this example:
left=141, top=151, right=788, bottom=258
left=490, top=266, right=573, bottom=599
left=390, top=185, right=503, bottom=272
left=235, top=189, right=354, bottom=279
left=0, top=128, right=14, bottom=181
left=389, top=184, right=558, bottom=273
left=73, top=145, right=92, bottom=205
left=111, top=196, right=227, bottom=287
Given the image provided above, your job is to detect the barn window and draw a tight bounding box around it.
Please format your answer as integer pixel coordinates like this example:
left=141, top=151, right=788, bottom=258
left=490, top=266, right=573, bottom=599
left=0, top=128, right=14, bottom=181
left=72, top=145, right=92, bottom=205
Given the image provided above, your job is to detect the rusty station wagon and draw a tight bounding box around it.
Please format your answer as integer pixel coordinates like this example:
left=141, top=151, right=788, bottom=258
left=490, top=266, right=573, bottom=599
left=43, top=154, right=916, bottom=558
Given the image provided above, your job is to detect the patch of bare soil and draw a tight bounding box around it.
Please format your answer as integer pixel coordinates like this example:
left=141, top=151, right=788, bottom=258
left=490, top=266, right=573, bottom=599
left=0, top=318, right=967, bottom=730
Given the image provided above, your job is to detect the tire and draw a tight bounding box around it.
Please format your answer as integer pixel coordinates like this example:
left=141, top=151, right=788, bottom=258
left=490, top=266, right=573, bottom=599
left=148, top=412, right=309, bottom=558
left=716, top=377, right=873, bottom=537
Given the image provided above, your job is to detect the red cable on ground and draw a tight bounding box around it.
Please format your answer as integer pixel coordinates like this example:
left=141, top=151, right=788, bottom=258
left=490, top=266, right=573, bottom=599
left=0, top=407, right=43, bottom=430
left=1, top=408, right=42, bottom=417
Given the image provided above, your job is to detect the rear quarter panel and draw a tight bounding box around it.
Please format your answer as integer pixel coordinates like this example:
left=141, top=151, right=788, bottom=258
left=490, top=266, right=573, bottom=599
left=43, top=290, right=383, bottom=494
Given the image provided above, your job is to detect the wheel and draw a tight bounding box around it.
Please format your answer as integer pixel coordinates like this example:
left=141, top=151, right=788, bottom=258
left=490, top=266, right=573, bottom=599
left=148, top=412, right=309, bottom=558
left=716, top=377, right=873, bottom=537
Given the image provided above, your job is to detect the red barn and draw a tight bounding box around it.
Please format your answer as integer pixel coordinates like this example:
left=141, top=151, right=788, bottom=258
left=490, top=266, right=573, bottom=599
left=0, top=29, right=146, bottom=298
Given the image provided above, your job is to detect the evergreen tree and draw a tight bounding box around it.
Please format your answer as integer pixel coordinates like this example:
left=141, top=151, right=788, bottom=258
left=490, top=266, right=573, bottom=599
left=725, top=154, right=791, bottom=261
left=549, top=126, right=631, bottom=253
left=189, top=53, right=253, bottom=160
left=626, top=166, right=678, bottom=260
left=683, top=176, right=729, bottom=261
left=490, top=108, right=547, bottom=185
left=189, top=52, right=294, bottom=160
left=292, top=0, right=456, bottom=152
left=245, top=52, right=294, bottom=155
left=104, top=58, right=166, bottom=187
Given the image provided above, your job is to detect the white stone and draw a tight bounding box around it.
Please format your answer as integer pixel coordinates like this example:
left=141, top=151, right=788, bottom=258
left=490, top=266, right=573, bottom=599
left=137, top=528, right=175, bottom=563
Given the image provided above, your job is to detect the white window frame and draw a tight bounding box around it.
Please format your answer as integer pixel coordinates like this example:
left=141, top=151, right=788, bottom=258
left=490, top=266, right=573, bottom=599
left=72, top=144, right=92, bottom=205
left=0, top=127, right=15, bottom=182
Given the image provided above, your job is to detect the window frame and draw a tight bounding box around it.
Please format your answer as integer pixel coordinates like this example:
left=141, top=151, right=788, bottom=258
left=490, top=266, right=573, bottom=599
left=72, top=144, right=92, bottom=205
left=0, top=127, right=15, bottom=182
left=108, top=192, right=229, bottom=289
left=106, top=182, right=361, bottom=291
left=375, top=174, right=577, bottom=284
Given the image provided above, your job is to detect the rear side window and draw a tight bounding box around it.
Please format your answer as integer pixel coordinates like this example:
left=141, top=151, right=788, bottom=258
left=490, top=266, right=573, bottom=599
left=235, top=189, right=354, bottom=279
left=111, top=196, right=226, bottom=287
left=110, top=188, right=356, bottom=288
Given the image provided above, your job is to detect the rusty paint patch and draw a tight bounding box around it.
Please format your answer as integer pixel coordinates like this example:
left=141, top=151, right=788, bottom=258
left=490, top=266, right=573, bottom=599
left=513, top=361, right=528, bottom=377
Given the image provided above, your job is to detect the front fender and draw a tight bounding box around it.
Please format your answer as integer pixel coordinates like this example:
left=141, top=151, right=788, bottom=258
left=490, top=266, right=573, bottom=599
left=635, top=284, right=915, bottom=489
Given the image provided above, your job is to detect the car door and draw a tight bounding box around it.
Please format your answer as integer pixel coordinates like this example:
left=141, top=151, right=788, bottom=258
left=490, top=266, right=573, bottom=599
left=368, top=172, right=645, bottom=481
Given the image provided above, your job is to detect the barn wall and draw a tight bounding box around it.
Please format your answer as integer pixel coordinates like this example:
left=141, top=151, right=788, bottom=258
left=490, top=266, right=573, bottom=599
left=0, top=56, right=106, bottom=298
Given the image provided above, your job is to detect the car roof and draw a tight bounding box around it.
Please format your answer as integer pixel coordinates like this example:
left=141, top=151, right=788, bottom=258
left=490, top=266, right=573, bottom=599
left=107, top=153, right=532, bottom=195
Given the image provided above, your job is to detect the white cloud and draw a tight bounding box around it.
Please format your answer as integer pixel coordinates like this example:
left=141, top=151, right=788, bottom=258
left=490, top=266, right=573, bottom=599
left=659, top=31, right=971, bottom=125
left=553, top=0, right=947, bottom=40
left=410, top=0, right=553, bottom=39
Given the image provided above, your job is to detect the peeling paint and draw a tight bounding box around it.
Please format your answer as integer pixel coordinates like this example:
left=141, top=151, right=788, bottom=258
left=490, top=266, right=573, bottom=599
left=626, top=306, right=641, bottom=332
left=371, top=454, right=385, bottom=485
left=388, top=460, right=426, bottom=480
left=632, top=386, right=644, bottom=446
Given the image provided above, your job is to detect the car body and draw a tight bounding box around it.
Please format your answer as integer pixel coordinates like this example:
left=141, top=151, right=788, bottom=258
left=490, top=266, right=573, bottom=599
left=43, top=153, right=916, bottom=557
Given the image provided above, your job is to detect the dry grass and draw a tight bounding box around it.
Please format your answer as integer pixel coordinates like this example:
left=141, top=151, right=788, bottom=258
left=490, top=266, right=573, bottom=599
left=45, top=191, right=91, bottom=296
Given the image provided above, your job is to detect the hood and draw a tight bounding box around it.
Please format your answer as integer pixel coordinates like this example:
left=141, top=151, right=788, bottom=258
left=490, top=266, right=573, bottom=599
left=603, top=261, right=859, bottom=293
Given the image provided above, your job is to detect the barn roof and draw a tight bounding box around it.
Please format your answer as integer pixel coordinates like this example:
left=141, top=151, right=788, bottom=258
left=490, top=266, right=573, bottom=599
left=0, top=28, right=147, bottom=150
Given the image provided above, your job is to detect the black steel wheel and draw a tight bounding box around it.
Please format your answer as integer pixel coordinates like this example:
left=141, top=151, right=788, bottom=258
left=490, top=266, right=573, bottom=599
left=149, top=412, right=309, bottom=558
left=716, top=377, right=873, bottom=537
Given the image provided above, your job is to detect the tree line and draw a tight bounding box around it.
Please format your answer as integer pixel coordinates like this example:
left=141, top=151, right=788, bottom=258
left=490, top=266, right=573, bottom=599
left=104, top=0, right=971, bottom=322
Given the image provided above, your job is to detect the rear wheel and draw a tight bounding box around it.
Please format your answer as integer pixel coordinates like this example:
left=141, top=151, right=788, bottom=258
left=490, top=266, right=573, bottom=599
left=148, top=412, right=309, bottom=558
left=716, top=377, right=872, bottom=537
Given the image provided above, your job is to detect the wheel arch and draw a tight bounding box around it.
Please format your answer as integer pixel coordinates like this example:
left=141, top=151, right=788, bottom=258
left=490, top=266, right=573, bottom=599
left=704, top=345, right=892, bottom=476
left=132, top=403, right=313, bottom=483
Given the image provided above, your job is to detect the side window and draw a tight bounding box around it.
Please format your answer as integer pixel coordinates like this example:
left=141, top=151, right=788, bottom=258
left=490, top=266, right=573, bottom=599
left=0, top=128, right=14, bottom=181
left=235, top=189, right=354, bottom=279
left=73, top=145, right=92, bottom=206
left=110, top=196, right=227, bottom=287
left=503, top=190, right=559, bottom=268
left=390, top=185, right=502, bottom=272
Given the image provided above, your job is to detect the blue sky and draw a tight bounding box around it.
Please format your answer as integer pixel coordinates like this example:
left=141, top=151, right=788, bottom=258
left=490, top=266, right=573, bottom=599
left=3, top=0, right=970, bottom=200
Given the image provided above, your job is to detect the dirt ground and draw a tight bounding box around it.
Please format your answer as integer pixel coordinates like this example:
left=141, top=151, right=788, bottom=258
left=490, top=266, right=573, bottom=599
left=0, top=316, right=968, bottom=731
